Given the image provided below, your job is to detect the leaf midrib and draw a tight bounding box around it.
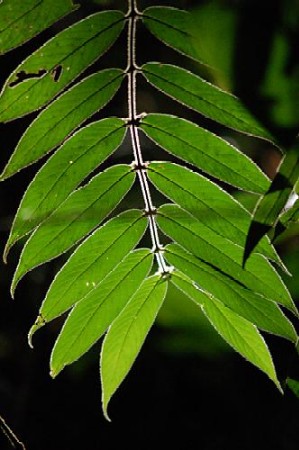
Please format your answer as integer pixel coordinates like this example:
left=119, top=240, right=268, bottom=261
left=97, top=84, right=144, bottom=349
left=149, top=164, right=252, bottom=239
left=24, top=169, right=132, bottom=267
left=167, top=247, right=286, bottom=331
left=143, top=65, right=264, bottom=136
left=144, top=122, right=256, bottom=189
left=159, top=208, right=282, bottom=303
left=108, top=278, right=159, bottom=380
left=143, top=10, right=192, bottom=40
left=55, top=252, right=151, bottom=369
left=18, top=124, right=125, bottom=230
left=20, top=71, right=124, bottom=158
left=45, top=214, right=143, bottom=320
left=203, top=297, right=272, bottom=372
left=0, top=1, right=42, bottom=36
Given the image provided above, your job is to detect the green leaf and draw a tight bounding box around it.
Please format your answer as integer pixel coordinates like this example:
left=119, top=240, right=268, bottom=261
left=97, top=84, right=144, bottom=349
left=244, top=141, right=299, bottom=265
left=157, top=204, right=296, bottom=313
left=271, top=197, right=299, bottom=242
left=165, top=244, right=297, bottom=342
left=279, top=198, right=299, bottom=227
left=142, top=7, right=201, bottom=63
left=4, top=118, right=126, bottom=258
left=183, top=2, right=237, bottom=91
left=1, top=70, right=124, bottom=179
left=0, top=0, right=76, bottom=55
left=0, top=10, right=124, bottom=121
left=28, top=209, right=147, bottom=343
left=287, top=378, right=299, bottom=399
left=171, top=271, right=281, bottom=391
left=101, top=275, right=168, bottom=420
left=142, top=63, right=274, bottom=142
left=50, top=249, right=154, bottom=377
left=142, top=114, right=269, bottom=193
left=11, top=164, right=134, bottom=293
left=148, top=161, right=279, bottom=264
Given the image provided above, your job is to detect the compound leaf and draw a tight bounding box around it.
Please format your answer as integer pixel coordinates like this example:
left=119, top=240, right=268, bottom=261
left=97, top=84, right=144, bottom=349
left=11, top=164, right=134, bottom=292
left=1, top=69, right=124, bottom=179
left=5, top=118, right=126, bottom=258
left=142, top=63, right=274, bottom=142
left=142, top=114, right=269, bottom=193
left=50, top=249, right=154, bottom=377
left=0, top=10, right=124, bottom=121
left=101, top=274, right=168, bottom=420
left=29, top=209, right=147, bottom=343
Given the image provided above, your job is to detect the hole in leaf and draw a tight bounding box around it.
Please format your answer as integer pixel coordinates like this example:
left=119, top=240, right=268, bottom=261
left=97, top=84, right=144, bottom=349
left=9, top=69, right=47, bottom=87
left=51, top=65, right=63, bottom=82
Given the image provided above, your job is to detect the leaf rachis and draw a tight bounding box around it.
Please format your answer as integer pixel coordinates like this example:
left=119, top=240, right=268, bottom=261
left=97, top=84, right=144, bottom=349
left=126, top=0, right=170, bottom=275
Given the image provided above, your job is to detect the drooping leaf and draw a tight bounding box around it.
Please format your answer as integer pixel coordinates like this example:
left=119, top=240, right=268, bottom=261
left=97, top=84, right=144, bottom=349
left=142, top=7, right=201, bottom=63
left=157, top=204, right=296, bottom=313
left=171, top=271, right=281, bottom=391
left=165, top=244, right=297, bottom=342
left=0, top=10, right=125, bottom=121
left=142, top=114, right=269, bottom=193
left=5, top=118, right=126, bottom=259
left=50, top=249, right=154, bottom=377
left=148, top=161, right=280, bottom=264
left=11, top=164, right=135, bottom=293
left=244, top=141, right=299, bottom=265
left=101, top=275, right=168, bottom=420
left=142, top=63, right=274, bottom=142
left=29, top=209, right=147, bottom=343
left=0, top=0, right=76, bottom=55
left=0, top=70, right=124, bottom=179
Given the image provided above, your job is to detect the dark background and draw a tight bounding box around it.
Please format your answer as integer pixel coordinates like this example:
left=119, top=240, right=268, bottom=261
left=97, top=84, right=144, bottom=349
left=0, top=0, right=299, bottom=449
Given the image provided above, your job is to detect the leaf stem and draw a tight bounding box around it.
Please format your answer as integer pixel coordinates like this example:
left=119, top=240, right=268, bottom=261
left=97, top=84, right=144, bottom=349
left=126, top=0, right=170, bottom=274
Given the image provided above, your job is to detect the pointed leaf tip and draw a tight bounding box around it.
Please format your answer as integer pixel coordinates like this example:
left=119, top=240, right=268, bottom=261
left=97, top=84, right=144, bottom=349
left=102, top=401, right=112, bottom=423
left=28, top=315, right=46, bottom=348
left=100, top=276, right=167, bottom=419
left=50, top=369, right=57, bottom=379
